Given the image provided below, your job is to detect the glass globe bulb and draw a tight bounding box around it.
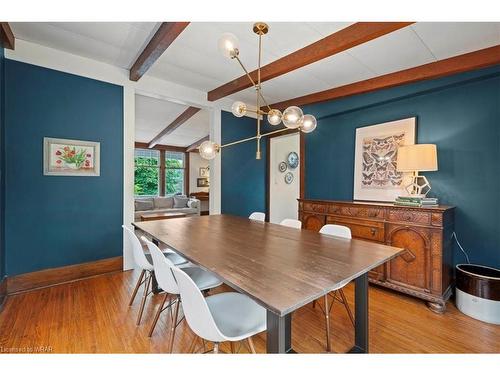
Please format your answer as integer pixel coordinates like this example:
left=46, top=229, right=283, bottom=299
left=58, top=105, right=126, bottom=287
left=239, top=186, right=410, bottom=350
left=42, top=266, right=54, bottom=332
left=300, top=114, right=317, bottom=133
left=231, top=101, right=247, bottom=117
left=218, top=33, right=239, bottom=58
left=267, top=109, right=282, bottom=126
left=199, top=140, right=219, bottom=160
left=282, top=106, right=304, bottom=129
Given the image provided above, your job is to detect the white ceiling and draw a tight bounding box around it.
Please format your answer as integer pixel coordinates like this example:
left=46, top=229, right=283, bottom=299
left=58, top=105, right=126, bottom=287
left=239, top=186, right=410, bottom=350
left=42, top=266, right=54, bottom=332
left=10, top=22, right=500, bottom=145
left=10, top=22, right=160, bottom=69
left=135, top=94, right=209, bottom=146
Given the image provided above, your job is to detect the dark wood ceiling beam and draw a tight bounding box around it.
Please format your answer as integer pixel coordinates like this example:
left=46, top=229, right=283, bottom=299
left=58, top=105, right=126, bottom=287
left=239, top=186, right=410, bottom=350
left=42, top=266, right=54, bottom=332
left=186, top=135, right=209, bottom=152
left=135, top=142, right=187, bottom=153
left=268, top=45, right=500, bottom=110
left=148, top=106, right=201, bottom=148
left=0, top=22, right=15, bottom=50
left=129, top=22, right=190, bottom=81
left=207, top=22, right=413, bottom=102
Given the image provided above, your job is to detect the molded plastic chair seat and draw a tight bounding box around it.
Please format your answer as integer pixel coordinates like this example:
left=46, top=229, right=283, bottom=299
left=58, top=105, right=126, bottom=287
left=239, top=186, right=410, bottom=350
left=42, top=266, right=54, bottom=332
left=206, top=292, right=267, bottom=341
left=280, top=218, right=302, bottom=229
left=183, top=267, right=223, bottom=291
left=249, top=212, right=265, bottom=222
left=144, top=252, right=186, bottom=269
left=142, top=237, right=222, bottom=344
left=172, top=267, right=266, bottom=353
left=315, top=223, right=355, bottom=352
left=122, top=225, right=189, bottom=326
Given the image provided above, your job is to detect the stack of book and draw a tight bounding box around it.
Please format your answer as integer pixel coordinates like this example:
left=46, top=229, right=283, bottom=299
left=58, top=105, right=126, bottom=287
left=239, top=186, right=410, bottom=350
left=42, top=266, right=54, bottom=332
left=394, top=196, right=439, bottom=207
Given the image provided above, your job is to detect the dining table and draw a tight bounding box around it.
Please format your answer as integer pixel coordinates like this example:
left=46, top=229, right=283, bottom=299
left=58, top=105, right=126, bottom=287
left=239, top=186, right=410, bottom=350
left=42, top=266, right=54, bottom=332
left=133, top=214, right=404, bottom=353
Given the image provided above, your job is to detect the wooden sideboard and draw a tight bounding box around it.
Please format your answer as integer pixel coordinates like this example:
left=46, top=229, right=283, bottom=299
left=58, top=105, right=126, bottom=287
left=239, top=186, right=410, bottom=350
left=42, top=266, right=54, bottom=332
left=298, top=199, right=455, bottom=313
left=189, top=191, right=209, bottom=215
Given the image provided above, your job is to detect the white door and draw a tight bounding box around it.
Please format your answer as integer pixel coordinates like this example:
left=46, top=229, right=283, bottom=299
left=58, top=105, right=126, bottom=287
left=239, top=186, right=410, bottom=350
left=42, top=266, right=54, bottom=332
left=269, top=133, right=300, bottom=224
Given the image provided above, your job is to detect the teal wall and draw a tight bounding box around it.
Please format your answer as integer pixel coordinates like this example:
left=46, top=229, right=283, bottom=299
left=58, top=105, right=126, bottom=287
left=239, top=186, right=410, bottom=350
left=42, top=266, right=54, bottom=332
left=221, top=65, right=500, bottom=267
left=4, top=60, right=124, bottom=275
left=221, top=111, right=269, bottom=217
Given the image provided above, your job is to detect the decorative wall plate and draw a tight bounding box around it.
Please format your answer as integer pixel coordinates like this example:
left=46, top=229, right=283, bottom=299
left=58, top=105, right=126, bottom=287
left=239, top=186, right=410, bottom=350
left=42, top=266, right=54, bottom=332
left=278, top=161, right=287, bottom=173
left=287, top=152, right=299, bottom=169
left=284, top=172, right=294, bottom=184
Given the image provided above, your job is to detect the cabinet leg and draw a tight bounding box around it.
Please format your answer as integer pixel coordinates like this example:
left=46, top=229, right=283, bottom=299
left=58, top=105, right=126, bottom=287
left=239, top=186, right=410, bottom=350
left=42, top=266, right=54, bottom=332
left=427, top=301, right=446, bottom=314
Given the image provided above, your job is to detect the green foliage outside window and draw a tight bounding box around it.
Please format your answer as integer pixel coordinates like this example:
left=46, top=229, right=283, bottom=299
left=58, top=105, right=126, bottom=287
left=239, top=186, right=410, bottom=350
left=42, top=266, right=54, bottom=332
left=134, top=155, right=159, bottom=196
left=166, top=158, right=184, bottom=195
left=134, top=149, right=185, bottom=196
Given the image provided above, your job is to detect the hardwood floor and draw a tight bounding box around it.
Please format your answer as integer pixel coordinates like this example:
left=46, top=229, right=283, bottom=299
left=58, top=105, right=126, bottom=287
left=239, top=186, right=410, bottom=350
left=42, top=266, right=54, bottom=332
left=0, top=270, right=498, bottom=354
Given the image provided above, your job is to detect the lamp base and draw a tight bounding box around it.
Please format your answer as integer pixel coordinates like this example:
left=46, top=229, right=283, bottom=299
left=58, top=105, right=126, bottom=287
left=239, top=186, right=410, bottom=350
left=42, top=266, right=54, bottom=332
left=404, top=174, right=431, bottom=197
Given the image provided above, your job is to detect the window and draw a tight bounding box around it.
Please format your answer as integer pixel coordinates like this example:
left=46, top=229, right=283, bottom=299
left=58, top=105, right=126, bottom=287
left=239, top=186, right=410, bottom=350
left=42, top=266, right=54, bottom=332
left=165, top=151, right=185, bottom=195
left=134, top=148, right=186, bottom=197
left=134, top=149, right=159, bottom=196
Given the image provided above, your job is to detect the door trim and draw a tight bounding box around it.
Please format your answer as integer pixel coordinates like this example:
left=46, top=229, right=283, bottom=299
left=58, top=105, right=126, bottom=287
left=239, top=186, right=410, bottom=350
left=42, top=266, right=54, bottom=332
left=265, top=130, right=305, bottom=222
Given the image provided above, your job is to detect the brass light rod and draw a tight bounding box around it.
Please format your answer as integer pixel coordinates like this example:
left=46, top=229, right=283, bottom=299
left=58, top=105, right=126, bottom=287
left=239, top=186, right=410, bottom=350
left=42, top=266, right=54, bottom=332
left=233, top=55, right=272, bottom=111
left=220, top=127, right=292, bottom=149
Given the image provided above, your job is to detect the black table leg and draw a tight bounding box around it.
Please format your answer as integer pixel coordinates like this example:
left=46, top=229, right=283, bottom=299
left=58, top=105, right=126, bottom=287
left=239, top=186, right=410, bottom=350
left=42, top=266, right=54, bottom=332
left=266, top=310, right=294, bottom=353
left=151, top=238, right=160, bottom=294
left=348, top=272, right=369, bottom=353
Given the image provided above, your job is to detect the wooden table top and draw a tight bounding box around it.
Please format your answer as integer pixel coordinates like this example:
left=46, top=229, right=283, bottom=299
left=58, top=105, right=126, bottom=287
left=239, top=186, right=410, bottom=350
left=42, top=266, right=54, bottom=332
left=133, top=214, right=404, bottom=316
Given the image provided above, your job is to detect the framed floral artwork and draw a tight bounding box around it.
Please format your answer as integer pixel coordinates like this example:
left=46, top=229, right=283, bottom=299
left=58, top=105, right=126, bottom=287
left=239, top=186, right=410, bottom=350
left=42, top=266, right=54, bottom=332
left=43, top=137, right=100, bottom=176
left=353, top=117, right=416, bottom=202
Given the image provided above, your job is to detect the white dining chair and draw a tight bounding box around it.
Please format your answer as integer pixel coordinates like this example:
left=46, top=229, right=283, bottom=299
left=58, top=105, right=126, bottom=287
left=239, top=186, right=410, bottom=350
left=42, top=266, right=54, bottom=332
left=172, top=266, right=267, bottom=354
left=280, top=218, right=302, bottom=229
left=143, top=238, right=222, bottom=349
left=122, top=225, right=187, bottom=325
left=320, top=224, right=352, bottom=239
left=315, top=224, right=355, bottom=351
left=248, top=212, right=265, bottom=222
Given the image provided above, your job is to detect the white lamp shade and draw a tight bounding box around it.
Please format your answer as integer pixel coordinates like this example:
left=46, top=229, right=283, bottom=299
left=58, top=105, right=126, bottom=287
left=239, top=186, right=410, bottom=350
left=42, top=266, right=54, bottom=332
left=397, top=144, right=438, bottom=172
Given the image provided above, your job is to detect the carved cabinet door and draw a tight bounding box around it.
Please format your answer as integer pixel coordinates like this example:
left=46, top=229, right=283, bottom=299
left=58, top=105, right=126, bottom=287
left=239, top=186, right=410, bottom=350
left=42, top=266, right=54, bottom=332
left=301, top=213, right=326, bottom=231
left=386, top=225, right=431, bottom=293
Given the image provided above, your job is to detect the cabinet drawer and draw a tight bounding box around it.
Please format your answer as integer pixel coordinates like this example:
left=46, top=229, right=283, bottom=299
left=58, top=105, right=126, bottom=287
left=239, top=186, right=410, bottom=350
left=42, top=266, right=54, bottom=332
left=326, top=216, right=385, bottom=242
left=328, top=205, right=385, bottom=220
left=303, top=202, right=327, bottom=213
left=388, top=208, right=431, bottom=225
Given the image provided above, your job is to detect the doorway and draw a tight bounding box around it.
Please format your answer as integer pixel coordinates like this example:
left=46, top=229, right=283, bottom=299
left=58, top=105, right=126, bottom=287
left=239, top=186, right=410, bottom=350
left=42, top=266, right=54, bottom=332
left=267, top=132, right=301, bottom=224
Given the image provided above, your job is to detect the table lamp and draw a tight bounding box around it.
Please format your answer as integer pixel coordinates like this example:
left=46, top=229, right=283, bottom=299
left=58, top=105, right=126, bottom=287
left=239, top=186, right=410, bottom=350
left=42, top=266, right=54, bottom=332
left=396, top=144, right=438, bottom=197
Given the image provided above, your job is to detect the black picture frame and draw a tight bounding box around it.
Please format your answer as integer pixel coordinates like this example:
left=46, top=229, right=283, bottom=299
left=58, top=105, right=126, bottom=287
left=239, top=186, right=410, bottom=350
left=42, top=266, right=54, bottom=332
left=197, top=178, right=209, bottom=187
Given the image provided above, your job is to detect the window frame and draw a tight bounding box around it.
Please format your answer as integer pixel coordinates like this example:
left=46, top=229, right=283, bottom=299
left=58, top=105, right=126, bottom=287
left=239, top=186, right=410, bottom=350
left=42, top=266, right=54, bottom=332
left=134, top=146, right=189, bottom=198
left=134, top=148, right=160, bottom=197
left=165, top=151, right=187, bottom=196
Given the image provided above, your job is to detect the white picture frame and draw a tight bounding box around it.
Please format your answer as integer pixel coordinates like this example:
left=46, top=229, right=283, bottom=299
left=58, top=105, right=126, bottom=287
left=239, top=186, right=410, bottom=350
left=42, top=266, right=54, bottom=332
left=199, top=167, right=209, bottom=178
left=353, top=117, right=416, bottom=202
left=43, top=137, right=100, bottom=176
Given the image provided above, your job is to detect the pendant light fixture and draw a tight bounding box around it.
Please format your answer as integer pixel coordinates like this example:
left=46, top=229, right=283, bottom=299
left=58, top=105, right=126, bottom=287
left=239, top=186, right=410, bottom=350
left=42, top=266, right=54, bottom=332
left=200, top=22, right=317, bottom=160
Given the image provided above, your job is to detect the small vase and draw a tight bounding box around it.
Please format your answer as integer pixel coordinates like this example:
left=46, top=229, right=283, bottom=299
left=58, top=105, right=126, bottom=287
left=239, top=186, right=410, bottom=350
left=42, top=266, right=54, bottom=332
left=66, top=162, right=78, bottom=170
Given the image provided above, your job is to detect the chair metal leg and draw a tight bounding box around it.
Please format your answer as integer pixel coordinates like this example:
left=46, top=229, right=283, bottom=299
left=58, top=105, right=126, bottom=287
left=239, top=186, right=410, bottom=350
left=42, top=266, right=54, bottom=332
left=247, top=337, right=256, bottom=354
left=129, top=269, right=145, bottom=306
left=328, top=290, right=338, bottom=313
left=188, top=335, right=199, bottom=353
left=213, top=342, right=219, bottom=354
left=136, top=272, right=152, bottom=325
left=168, top=298, right=181, bottom=353
left=324, top=293, right=331, bottom=352
left=148, top=293, right=170, bottom=337
left=339, top=288, right=355, bottom=327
